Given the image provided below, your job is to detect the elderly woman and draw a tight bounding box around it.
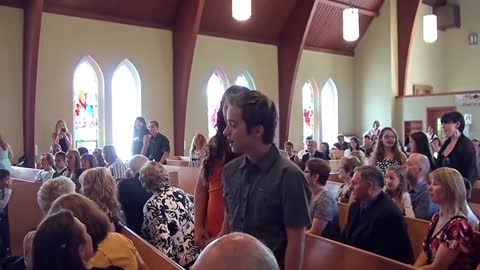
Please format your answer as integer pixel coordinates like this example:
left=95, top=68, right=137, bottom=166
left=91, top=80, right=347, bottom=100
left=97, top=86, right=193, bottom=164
left=140, top=161, right=200, bottom=267
left=80, top=167, right=123, bottom=232
left=414, top=167, right=476, bottom=270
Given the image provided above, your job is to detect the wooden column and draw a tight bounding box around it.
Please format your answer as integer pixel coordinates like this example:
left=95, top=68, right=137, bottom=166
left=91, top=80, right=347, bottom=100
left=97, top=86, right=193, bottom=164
left=23, top=0, right=44, bottom=168
left=398, top=0, right=422, bottom=96
left=172, top=0, right=206, bottom=156
left=278, top=0, right=318, bottom=145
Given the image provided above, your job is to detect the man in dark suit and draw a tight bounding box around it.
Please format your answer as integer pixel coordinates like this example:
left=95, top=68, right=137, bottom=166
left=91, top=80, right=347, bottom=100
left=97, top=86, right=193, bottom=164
left=342, top=165, right=413, bottom=264
left=301, top=140, right=328, bottom=164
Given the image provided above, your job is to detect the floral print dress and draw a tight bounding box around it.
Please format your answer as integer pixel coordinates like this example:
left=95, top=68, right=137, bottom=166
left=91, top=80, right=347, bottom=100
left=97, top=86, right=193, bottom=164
left=423, top=214, right=476, bottom=270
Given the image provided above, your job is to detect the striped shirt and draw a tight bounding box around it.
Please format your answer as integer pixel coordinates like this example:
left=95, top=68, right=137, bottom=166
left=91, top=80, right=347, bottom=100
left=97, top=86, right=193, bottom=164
left=107, top=159, right=128, bottom=180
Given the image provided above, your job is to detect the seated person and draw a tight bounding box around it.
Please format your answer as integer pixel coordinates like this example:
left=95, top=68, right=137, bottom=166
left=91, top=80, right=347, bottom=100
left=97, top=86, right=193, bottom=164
left=337, top=157, right=361, bottom=203
left=49, top=143, right=61, bottom=155
left=0, top=169, right=12, bottom=258
left=304, top=159, right=340, bottom=240
left=140, top=161, right=200, bottom=267
left=334, top=134, right=349, bottom=150
left=192, top=232, right=279, bottom=270
left=414, top=167, right=476, bottom=270
left=284, top=141, right=300, bottom=164
left=53, top=151, right=67, bottom=178
left=384, top=166, right=415, bottom=218
left=103, top=145, right=128, bottom=181
left=361, top=135, right=374, bottom=158
left=301, top=140, right=328, bottom=167
left=297, top=136, right=312, bottom=158
left=342, top=165, right=413, bottom=264
left=34, top=153, right=55, bottom=182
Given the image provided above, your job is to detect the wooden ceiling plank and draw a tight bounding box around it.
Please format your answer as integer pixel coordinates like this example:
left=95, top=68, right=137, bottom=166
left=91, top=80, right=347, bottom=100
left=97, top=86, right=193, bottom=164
left=172, top=0, right=206, bottom=155
left=278, top=0, right=319, bottom=145
left=319, top=0, right=379, bottom=17
left=23, top=0, right=44, bottom=168
left=398, top=0, right=422, bottom=96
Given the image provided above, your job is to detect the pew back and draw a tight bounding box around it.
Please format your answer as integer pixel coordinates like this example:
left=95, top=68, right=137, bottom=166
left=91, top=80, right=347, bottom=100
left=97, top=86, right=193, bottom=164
left=9, top=179, right=43, bottom=256
left=11, top=166, right=41, bottom=182
left=164, top=165, right=201, bottom=195
left=329, top=160, right=341, bottom=172
left=303, top=233, right=418, bottom=270
left=329, top=172, right=341, bottom=183
left=165, top=159, right=189, bottom=167
left=331, top=150, right=345, bottom=160
left=405, top=217, right=430, bottom=259
left=338, top=202, right=350, bottom=231
left=121, top=226, right=184, bottom=270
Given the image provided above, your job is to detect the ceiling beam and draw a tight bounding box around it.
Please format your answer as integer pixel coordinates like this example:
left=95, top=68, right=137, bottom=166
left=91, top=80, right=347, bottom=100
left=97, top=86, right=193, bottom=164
left=23, top=0, right=44, bottom=168
left=278, top=0, right=319, bottom=146
left=397, top=0, right=422, bottom=96
left=172, top=0, right=205, bottom=155
left=319, top=0, right=379, bottom=17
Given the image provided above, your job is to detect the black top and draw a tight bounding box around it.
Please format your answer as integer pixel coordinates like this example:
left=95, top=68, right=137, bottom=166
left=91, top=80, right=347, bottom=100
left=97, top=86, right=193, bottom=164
left=147, top=133, right=170, bottom=161
left=342, top=192, right=414, bottom=264
left=132, top=129, right=151, bottom=155
left=334, top=142, right=349, bottom=150
left=301, top=151, right=328, bottom=162
left=59, top=138, right=69, bottom=153
left=118, top=175, right=152, bottom=234
left=436, top=134, right=478, bottom=184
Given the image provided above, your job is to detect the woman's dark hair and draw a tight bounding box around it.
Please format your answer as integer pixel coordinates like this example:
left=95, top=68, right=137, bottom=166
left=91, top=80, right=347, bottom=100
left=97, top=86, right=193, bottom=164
left=321, top=142, right=330, bottom=157
left=78, top=147, right=89, bottom=156
left=32, top=210, right=87, bottom=270
left=410, top=131, right=435, bottom=169
left=133, top=117, right=149, bottom=138
left=373, top=127, right=403, bottom=163
left=440, top=111, right=465, bottom=133
left=80, top=154, right=98, bottom=169
left=203, top=86, right=249, bottom=180
left=305, top=158, right=330, bottom=186
left=349, top=137, right=361, bottom=151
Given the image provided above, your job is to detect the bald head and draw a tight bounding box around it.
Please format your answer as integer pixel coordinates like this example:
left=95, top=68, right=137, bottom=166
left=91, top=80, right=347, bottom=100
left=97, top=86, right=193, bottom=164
left=192, top=233, right=279, bottom=270
left=406, top=153, right=431, bottom=184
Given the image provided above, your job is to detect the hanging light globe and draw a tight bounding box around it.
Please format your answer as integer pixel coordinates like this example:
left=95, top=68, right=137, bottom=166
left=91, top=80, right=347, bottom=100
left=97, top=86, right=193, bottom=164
left=232, top=0, right=251, bottom=21
left=343, top=8, right=359, bottom=42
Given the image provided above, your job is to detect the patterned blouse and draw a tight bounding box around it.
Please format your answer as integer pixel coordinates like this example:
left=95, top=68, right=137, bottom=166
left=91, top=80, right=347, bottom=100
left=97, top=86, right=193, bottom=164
left=376, top=159, right=401, bottom=175
left=423, top=214, right=476, bottom=270
left=141, top=185, right=200, bottom=267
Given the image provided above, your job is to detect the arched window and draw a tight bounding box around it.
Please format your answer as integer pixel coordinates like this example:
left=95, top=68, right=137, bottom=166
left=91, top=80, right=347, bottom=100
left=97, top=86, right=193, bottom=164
left=73, top=56, right=102, bottom=151
left=207, top=71, right=228, bottom=138
left=234, top=72, right=255, bottom=89
left=321, top=79, right=338, bottom=145
left=302, top=81, right=316, bottom=141
left=112, top=59, right=141, bottom=160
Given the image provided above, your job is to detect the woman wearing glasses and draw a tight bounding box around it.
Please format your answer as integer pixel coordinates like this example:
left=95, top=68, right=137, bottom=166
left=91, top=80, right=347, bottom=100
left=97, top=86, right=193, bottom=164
left=369, top=127, right=407, bottom=174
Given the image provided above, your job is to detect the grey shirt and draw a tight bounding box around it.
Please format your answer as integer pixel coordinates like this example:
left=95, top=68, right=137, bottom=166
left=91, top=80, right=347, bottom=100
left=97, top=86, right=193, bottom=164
left=223, top=145, right=312, bottom=269
left=311, top=190, right=340, bottom=240
left=408, top=179, right=438, bottom=220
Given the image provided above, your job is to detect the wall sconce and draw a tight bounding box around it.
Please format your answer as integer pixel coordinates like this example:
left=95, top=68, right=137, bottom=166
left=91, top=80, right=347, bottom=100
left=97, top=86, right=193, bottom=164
left=469, top=33, right=478, bottom=46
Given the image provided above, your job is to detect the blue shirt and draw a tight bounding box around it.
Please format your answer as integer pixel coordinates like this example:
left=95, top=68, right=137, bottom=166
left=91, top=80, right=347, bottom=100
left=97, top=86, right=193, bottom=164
left=408, top=180, right=438, bottom=220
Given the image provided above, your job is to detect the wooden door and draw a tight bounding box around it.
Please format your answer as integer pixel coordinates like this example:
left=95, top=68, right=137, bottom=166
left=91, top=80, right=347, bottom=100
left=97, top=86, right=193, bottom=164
left=426, top=106, right=455, bottom=141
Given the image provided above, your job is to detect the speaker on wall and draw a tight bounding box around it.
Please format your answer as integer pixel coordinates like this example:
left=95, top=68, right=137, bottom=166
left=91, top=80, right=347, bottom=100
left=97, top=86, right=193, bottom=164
left=433, top=4, right=460, bottom=31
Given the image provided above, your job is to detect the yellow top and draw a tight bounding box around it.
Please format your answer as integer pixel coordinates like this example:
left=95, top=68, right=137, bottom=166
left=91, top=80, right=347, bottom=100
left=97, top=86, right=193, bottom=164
left=88, top=232, right=139, bottom=270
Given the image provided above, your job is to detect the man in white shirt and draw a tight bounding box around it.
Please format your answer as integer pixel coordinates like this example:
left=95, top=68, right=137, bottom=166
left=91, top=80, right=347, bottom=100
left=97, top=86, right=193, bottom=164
left=103, top=145, right=128, bottom=181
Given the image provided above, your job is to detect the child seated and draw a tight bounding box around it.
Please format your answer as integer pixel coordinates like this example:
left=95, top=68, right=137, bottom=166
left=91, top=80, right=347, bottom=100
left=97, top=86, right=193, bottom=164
left=384, top=166, right=415, bottom=218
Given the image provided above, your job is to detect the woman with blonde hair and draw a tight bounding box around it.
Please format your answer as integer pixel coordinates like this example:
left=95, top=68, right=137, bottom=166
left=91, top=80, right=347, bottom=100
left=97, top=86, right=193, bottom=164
left=140, top=161, right=199, bottom=267
left=52, top=120, right=72, bottom=153
left=414, top=167, right=475, bottom=270
left=189, top=133, right=207, bottom=167
left=79, top=167, right=123, bottom=232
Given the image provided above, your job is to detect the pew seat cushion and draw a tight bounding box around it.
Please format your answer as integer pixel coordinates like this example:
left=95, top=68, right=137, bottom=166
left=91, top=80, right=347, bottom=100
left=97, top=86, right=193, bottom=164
left=88, top=232, right=139, bottom=270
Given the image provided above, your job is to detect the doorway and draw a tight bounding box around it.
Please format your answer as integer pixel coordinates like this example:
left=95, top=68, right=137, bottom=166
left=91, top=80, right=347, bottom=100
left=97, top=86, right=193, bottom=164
left=426, top=106, right=456, bottom=141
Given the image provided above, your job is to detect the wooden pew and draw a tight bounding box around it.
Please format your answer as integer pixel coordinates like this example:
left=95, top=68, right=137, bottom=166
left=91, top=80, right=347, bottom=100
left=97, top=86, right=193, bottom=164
left=405, top=217, right=429, bottom=259
left=331, top=150, right=345, bottom=160
left=9, top=179, right=43, bottom=256
left=164, top=165, right=201, bottom=195
left=121, top=226, right=184, bottom=270
left=328, top=172, right=341, bottom=183
left=10, top=166, right=41, bottom=182
left=165, top=159, right=189, bottom=167
left=303, top=233, right=418, bottom=270
left=329, top=160, right=341, bottom=172
left=338, top=202, right=350, bottom=231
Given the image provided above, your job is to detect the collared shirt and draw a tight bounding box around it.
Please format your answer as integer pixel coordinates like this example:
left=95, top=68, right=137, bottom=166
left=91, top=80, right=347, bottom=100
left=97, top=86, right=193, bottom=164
left=147, top=133, right=170, bottom=161
left=223, top=145, right=312, bottom=269
left=107, top=158, right=128, bottom=180
left=360, top=192, right=382, bottom=214
left=408, top=179, right=438, bottom=220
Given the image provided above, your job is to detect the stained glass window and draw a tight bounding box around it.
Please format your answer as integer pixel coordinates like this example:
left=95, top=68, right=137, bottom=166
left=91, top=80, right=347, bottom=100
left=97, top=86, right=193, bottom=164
left=302, top=81, right=315, bottom=141
left=207, top=72, right=227, bottom=138
left=112, top=59, right=141, bottom=160
left=73, top=57, right=101, bottom=151
left=234, top=73, right=255, bottom=89
left=321, top=79, right=339, bottom=145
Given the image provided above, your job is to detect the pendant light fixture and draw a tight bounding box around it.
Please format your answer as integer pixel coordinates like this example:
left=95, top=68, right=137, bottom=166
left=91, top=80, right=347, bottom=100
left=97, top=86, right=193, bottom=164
left=343, top=8, right=359, bottom=42
left=423, top=14, right=438, bottom=43
left=232, top=0, right=251, bottom=21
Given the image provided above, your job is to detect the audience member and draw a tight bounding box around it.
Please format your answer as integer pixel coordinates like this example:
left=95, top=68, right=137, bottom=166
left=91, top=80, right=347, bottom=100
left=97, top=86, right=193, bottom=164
left=301, top=140, right=328, bottom=167
left=53, top=151, right=67, bottom=178
left=430, top=137, right=442, bottom=159
left=140, top=161, right=199, bottom=267
left=342, top=165, right=413, bottom=264
left=337, top=156, right=361, bottom=203
left=34, top=153, right=55, bottom=182
left=189, top=133, right=207, bottom=167
left=405, top=154, right=439, bottom=220
left=305, top=159, right=340, bottom=240
left=221, top=91, right=311, bottom=270
left=0, top=135, right=12, bottom=172
left=364, top=120, right=381, bottom=141
left=132, top=116, right=151, bottom=156
left=80, top=153, right=98, bottom=169
left=334, top=134, right=349, bottom=150
left=473, top=139, right=480, bottom=176
left=369, top=127, right=407, bottom=174
left=409, top=131, right=436, bottom=170
left=92, top=148, right=106, bottom=167
left=426, top=125, right=438, bottom=142
left=118, top=155, right=151, bottom=234
left=103, top=145, right=128, bottom=181
left=49, top=143, right=61, bottom=155
left=284, top=141, right=300, bottom=164
left=297, top=136, right=313, bottom=158
left=78, top=147, right=88, bottom=156
left=414, top=167, right=476, bottom=270
left=80, top=167, right=123, bottom=232
left=384, top=166, right=415, bottom=218
left=436, top=111, right=478, bottom=184
left=194, top=85, right=249, bottom=248
left=319, top=142, right=333, bottom=160
left=31, top=210, right=93, bottom=270
left=344, top=136, right=364, bottom=158
left=65, top=150, right=83, bottom=190
left=192, top=232, right=280, bottom=270
left=0, top=169, right=12, bottom=258
left=146, top=120, right=170, bottom=163
left=350, top=150, right=365, bottom=165
left=52, top=120, right=72, bottom=153
left=361, top=135, right=374, bottom=158
left=49, top=194, right=147, bottom=270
